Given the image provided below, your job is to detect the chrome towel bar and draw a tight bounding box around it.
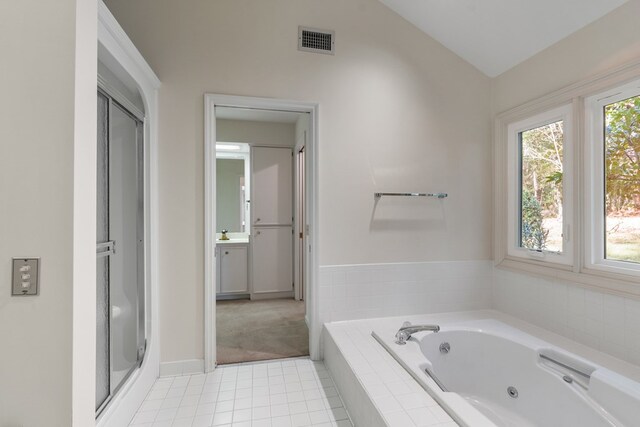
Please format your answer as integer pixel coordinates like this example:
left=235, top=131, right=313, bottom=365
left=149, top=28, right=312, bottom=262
left=374, top=192, right=448, bottom=199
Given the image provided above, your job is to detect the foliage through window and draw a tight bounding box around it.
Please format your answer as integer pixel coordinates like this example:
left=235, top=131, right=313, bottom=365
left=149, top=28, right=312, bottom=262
left=604, top=95, right=640, bottom=264
left=519, top=121, right=564, bottom=253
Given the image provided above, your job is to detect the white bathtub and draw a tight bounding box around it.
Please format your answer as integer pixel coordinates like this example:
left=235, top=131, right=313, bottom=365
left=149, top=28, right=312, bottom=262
left=373, top=318, right=640, bottom=427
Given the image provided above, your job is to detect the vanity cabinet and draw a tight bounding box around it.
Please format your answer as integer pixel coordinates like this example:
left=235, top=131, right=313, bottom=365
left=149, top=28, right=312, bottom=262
left=216, top=243, right=249, bottom=296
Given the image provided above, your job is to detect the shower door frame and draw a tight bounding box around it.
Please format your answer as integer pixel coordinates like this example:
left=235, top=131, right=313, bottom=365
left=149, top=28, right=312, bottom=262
left=96, top=87, right=146, bottom=417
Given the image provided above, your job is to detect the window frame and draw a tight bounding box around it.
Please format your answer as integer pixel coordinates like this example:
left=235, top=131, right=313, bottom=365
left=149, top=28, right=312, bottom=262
left=506, top=104, right=574, bottom=266
left=495, top=59, right=640, bottom=296
left=585, top=78, right=640, bottom=277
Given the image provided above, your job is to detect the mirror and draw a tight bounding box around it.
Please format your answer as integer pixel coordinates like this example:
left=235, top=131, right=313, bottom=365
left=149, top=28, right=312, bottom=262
left=216, top=143, right=250, bottom=233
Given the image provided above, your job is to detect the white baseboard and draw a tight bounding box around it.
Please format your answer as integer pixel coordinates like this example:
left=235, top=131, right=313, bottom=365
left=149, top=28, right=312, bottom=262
left=250, top=291, right=294, bottom=300
left=159, top=359, right=204, bottom=377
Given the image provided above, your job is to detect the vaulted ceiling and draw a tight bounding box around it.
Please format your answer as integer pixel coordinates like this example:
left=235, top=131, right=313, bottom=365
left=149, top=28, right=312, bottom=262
left=379, top=0, right=628, bottom=77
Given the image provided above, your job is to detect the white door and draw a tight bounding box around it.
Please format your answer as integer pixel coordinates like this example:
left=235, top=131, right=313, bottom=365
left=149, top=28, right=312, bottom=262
left=252, top=227, right=293, bottom=293
left=251, top=146, right=293, bottom=226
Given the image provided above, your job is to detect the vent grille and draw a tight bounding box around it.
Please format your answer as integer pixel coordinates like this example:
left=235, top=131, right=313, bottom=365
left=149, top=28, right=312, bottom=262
left=298, top=26, right=335, bottom=55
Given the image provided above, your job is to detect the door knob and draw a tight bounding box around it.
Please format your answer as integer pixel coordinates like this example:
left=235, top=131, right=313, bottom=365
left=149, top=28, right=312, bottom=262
left=256, top=218, right=261, bottom=222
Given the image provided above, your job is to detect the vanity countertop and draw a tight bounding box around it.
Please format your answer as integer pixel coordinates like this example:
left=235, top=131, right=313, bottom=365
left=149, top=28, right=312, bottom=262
left=216, top=237, right=249, bottom=245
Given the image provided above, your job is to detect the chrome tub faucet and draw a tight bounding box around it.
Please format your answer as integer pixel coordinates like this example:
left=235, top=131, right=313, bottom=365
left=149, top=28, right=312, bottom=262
left=395, top=321, right=440, bottom=345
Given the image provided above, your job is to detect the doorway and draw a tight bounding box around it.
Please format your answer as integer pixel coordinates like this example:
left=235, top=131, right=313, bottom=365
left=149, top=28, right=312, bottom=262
left=214, top=108, right=307, bottom=364
left=204, top=95, right=319, bottom=371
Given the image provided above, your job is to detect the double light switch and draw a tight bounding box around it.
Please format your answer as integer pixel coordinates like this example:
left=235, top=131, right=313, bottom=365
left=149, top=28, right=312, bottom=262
left=12, top=258, right=39, bottom=296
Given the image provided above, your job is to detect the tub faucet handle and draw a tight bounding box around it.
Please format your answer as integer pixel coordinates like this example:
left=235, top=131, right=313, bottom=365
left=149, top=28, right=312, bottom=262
left=395, top=330, right=410, bottom=345
left=395, top=322, right=440, bottom=345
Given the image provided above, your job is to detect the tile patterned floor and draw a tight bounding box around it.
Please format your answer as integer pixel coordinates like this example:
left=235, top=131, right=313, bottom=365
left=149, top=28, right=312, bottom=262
left=129, top=358, right=353, bottom=427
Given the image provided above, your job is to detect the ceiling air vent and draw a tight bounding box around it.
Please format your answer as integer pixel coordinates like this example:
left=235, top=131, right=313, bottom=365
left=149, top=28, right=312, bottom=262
left=298, top=26, right=335, bottom=55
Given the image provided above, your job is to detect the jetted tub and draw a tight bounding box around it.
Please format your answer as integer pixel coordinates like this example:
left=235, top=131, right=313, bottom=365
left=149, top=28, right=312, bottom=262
left=373, top=319, right=640, bottom=427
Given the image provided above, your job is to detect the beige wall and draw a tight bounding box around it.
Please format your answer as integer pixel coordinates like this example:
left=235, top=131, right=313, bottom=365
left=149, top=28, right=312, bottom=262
left=104, top=0, right=493, bottom=363
left=218, top=119, right=296, bottom=147
left=489, top=1, right=640, bottom=361
left=492, top=0, right=640, bottom=113
left=0, top=0, right=96, bottom=425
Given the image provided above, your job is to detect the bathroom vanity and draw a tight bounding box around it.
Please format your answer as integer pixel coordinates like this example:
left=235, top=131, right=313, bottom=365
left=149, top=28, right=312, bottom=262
left=215, top=145, right=251, bottom=300
left=216, top=236, right=249, bottom=299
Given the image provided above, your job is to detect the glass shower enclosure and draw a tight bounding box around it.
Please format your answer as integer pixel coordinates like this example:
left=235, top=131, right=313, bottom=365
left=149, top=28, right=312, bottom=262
left=96, top=89, right=146, bottom=415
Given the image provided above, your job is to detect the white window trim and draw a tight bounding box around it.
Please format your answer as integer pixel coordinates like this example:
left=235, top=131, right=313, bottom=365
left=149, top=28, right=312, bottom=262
left=494, top=56, right=640, bottom=299
left=585, top=78, right=640, bottom=277
left=506, top=104, right=574, bottom=266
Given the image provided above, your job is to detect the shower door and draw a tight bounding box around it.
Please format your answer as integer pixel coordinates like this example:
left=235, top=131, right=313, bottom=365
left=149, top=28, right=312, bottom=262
left=96, top=89, right=145, bottom=415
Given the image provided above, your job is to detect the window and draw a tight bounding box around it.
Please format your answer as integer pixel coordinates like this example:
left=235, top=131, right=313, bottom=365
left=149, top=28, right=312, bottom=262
left=498, top=70, right=640, bottom=288
left=586, top=80, right=640, bottom=274
left=507, top=105, right=573, bottom=265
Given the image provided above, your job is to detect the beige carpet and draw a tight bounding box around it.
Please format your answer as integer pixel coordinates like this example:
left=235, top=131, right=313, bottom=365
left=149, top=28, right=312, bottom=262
left=216, top=298, right=309, bottom=365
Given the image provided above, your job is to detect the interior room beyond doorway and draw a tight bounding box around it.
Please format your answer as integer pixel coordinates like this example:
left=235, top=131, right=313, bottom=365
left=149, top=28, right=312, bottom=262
left=214, top=105, right=311, bottom=365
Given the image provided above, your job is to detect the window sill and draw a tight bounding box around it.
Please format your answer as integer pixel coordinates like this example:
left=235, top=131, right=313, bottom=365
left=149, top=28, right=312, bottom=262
left=505, top=251, right=573, bottom=268
left=496, top=257, right=640, bottom=299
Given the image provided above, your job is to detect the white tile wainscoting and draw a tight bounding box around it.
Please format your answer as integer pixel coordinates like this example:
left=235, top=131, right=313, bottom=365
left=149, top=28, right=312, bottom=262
left=319, top=261, right=640, bottom=367
left=318, top=261, right=493, bottom=324
left=493, top=268, right=640, bottom=367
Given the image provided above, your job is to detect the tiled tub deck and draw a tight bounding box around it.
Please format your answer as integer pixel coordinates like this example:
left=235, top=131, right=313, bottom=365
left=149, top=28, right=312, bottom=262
left=324, top=317, right=459, bottom=427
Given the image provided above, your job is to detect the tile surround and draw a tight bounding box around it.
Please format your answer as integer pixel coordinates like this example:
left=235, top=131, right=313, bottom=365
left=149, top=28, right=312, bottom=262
left=493, top=268, right=640, bottom=366
left=129, top=359, right=353, bottom=427
left=318, top=261, right=493, bottom=324
left=319, top=260, right=640, bottom=367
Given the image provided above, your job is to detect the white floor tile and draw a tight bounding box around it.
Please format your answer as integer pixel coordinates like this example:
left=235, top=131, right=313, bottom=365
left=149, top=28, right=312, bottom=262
left=161, top=397, right=182, bottom=409
left=271, top=415, right=293, bottom=427
left=270, top=403, right=290, bottom=418
left=155, top=408, right=177, bottom=422
left=233, top=408, right=252, bottom=422
left=212, top=411, right=233, bottom=426
left=252, top=405, right=271, bottom=420
left=132, top=411, right=157, bottom=424
left=270, top=394, right=287, bottom=405
left=129, top=359, right=352, bottom=427
left=175, top=405, right=197, bottom=419
left=171, top=417, right=195, bottom=427
left=192, top=414, right=213, bottom=427
left=290, top=413, right=311, bottom=427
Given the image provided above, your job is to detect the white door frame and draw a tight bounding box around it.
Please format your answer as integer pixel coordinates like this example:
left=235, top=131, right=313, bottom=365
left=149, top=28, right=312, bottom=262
left=97, top=2, right=161, bottom=426
left=204, top=94, right=320, bottom=372
left=294, top=143, right=306, bottom=301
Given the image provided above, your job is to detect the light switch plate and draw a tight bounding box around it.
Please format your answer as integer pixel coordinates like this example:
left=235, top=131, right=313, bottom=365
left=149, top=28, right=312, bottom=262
left=11, top=258, right=39, bottom=296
